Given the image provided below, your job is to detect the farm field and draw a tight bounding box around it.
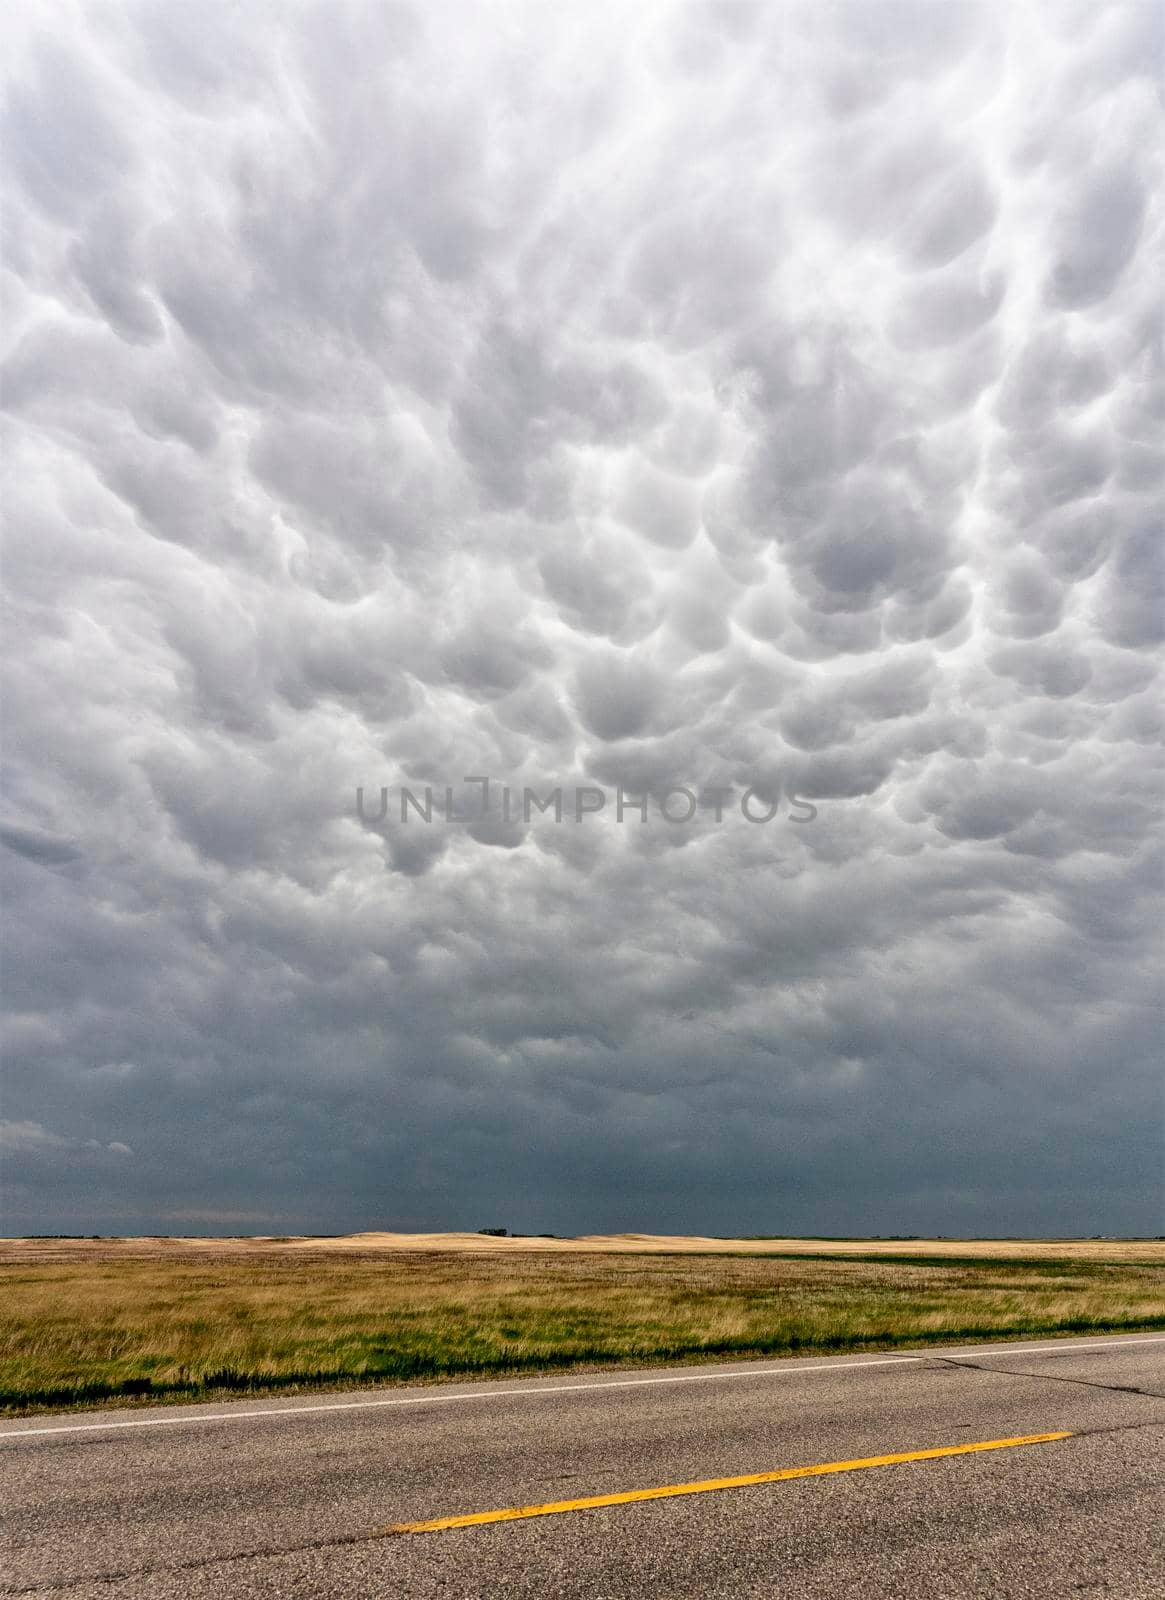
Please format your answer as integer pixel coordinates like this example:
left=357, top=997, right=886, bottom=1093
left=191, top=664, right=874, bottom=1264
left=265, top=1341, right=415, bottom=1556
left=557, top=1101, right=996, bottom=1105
left=2, top=1235, right=1163, bottom=1413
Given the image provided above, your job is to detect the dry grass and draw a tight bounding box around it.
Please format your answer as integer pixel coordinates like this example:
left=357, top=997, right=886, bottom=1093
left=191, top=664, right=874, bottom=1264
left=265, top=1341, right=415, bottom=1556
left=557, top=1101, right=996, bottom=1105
left=2, top=1244, right=1162, bottom=1413
left=6, top=1233, right=1164, bottom=1263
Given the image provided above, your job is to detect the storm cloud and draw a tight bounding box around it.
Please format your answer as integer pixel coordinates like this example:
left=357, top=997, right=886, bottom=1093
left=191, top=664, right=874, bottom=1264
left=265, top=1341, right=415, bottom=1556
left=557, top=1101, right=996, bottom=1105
left=1, top=0, right=1162, bottom=1237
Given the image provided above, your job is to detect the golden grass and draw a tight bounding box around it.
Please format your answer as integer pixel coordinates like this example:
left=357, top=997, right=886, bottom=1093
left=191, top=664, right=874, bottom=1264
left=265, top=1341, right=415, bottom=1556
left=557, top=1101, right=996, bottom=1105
left=2, top=1244, right=1162, bottom=1413
left=5, top=1233, right=1164, bottom=1263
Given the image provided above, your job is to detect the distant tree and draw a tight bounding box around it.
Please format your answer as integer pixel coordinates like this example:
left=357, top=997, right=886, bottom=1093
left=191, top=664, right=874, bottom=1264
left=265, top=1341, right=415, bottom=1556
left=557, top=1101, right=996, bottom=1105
left=478, top=1227, right=508, bottom=1236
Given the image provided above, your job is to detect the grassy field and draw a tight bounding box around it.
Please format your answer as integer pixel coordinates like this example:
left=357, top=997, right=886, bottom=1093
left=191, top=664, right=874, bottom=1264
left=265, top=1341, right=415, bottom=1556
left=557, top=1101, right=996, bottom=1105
left=2, top=1243, right=1163, bottom=1412
left=11, top=1231, right=1164, bottom=1261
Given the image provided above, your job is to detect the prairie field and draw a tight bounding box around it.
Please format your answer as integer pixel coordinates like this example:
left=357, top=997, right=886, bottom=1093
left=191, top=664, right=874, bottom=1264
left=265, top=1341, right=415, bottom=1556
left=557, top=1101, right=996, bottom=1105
left=2, top=1237, right=1163, bottom=1413
left=9, top=1231, right=1165, bottom=1262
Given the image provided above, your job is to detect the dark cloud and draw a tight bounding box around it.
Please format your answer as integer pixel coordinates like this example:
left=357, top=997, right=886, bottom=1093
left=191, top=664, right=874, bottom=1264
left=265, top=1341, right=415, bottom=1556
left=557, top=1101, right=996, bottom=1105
left=0, top=823, right=83, bottom=869
left=1, top=1, right=1161, bottom=1237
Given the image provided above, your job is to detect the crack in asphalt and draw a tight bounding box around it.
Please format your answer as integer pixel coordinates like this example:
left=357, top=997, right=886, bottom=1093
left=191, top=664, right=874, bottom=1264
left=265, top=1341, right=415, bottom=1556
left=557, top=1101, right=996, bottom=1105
left=930, top=1356, right=1165, bottom=1403
left=5, top=1413, right=1164, bottom=1596
left=0, top=1529, right=380, bottom=1597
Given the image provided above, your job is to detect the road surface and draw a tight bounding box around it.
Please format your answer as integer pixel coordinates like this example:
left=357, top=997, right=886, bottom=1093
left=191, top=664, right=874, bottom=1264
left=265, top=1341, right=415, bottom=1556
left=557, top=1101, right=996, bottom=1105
left=3, top=1333, right=1163, bottom=1598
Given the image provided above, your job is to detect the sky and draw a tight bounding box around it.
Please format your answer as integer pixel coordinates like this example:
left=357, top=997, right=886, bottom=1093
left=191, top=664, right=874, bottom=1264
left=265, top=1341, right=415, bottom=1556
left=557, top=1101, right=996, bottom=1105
left=1, top=1, right=1162, bottom=1238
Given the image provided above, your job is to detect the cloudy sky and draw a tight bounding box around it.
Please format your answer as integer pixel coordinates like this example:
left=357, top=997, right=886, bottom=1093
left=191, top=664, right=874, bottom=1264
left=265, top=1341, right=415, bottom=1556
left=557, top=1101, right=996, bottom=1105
left=2, top=1, right=1162, bottom=1238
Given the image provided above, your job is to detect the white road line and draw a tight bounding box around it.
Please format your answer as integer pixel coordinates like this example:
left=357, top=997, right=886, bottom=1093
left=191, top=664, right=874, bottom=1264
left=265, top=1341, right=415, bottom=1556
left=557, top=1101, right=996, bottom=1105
left=915, top=1336, right=1165, bottom=1361
left=0, top=1357, right=918, bottom=1438
left=1, top=1335, right=1161, bottom=1440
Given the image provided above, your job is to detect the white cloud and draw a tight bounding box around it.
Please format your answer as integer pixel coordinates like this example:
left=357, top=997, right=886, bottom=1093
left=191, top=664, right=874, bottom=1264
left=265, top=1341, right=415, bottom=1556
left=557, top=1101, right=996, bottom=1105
left=1, top=0, right=1160, bottom=1235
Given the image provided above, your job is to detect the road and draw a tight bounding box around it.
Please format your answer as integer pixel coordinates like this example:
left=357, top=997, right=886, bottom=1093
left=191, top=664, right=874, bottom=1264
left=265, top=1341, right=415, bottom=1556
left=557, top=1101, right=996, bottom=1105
left=3, top=1333, right=1163, bottom=1598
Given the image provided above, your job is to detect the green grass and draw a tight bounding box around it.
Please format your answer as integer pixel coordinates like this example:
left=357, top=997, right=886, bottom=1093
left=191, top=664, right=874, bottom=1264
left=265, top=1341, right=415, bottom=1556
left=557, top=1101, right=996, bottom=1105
left=2, top=1248, right=1162, bottom=1413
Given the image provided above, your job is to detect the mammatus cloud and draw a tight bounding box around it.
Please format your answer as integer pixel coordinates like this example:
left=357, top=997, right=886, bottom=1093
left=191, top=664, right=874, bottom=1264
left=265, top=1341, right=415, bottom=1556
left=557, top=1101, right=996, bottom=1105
left=1, top=1, right=1161, bottom=1236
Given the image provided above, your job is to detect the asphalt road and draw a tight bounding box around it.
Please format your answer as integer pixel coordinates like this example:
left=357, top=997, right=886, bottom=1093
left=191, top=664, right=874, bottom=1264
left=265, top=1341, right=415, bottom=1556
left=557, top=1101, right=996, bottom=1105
left=3, top=1333, right=1163, bottom=1598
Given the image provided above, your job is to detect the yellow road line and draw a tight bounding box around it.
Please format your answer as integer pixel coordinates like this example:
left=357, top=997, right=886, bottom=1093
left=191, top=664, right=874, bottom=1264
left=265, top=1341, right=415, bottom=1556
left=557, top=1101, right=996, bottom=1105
left=387, top=1432, right=1072, bottom=1534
